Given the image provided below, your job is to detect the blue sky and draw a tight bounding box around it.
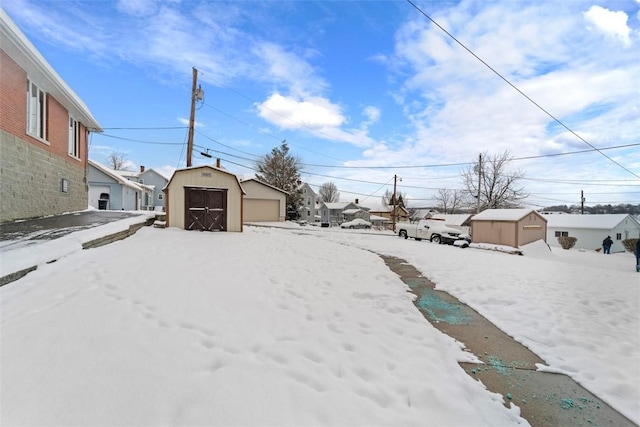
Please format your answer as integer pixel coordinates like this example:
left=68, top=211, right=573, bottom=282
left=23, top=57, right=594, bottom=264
left=4, top=0, right=640, bottom=208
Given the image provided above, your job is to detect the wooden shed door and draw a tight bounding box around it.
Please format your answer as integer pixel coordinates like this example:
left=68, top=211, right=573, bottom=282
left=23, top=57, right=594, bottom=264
left=185, top=188, right=227, bottom=231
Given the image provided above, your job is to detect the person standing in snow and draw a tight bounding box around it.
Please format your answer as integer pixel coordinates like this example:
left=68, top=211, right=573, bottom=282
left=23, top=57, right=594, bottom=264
left=635, top=238, right=640, bottom=272
left=602, top=236, right=613, bottom=254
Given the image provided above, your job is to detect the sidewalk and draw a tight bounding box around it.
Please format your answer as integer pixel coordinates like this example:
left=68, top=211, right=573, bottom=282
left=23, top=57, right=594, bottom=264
left=381, top=254, right=637, bottom=427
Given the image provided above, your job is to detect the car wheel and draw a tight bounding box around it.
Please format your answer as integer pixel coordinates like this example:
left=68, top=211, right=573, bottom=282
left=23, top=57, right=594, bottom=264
left=399, top=230, right=408, bottom=239
left=349, top=226, right=354, bottom=229
left=431, top=235, right=441, bottom=244
left=365, top=226, right=370, bottom=229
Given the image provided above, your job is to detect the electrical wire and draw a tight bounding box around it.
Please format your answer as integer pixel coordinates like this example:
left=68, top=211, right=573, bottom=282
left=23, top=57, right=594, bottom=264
left=406, top=0, right=640, bottom=179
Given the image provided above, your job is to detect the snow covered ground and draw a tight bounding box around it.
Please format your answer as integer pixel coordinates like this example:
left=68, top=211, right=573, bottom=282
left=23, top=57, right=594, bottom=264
left=1, top=220, right=638, bottom=426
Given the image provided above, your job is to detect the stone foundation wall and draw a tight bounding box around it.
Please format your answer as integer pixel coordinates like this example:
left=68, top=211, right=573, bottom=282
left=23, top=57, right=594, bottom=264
left=0, top=130, right=88, bottom=222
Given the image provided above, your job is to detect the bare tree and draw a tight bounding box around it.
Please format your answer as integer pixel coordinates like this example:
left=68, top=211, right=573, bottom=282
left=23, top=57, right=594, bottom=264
left=255, top=141, right=304, bottom=220
left=461, top=151, right=528, bottom=211
left=318, top=182, right=340, bottom=203
left=107, top=151, right=128, bottom=170
left=432, top=188, right=463, bottom=214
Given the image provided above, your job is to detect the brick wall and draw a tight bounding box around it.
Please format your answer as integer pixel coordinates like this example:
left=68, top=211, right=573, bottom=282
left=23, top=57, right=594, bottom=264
left=0, top=51, right=89, bottom=222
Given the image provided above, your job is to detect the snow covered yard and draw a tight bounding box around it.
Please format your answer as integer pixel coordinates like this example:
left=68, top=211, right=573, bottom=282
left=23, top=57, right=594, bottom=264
left=1, top=223, right=638, bottom=425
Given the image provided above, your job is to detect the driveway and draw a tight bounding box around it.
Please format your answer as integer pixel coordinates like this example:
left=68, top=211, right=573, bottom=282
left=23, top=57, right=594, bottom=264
left=0, top=210, right=141, bottom=252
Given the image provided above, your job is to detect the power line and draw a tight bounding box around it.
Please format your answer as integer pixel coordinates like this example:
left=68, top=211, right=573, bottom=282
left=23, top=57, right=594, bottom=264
left=405, top=0, right=640, bottom=180
left=101, top=126, right=188, bottom=130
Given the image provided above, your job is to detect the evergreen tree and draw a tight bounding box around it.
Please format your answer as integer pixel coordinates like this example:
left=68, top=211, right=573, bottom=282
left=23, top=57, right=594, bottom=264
left=255, top=141, right=303, bottom=220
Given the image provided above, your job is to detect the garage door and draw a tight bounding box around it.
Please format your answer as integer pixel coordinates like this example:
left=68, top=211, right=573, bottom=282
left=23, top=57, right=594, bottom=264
left=185, top=187, right=227, bottom=231
left=244, top=199, right=280, bottom=222
left=89, top=186, right=110, bottom=209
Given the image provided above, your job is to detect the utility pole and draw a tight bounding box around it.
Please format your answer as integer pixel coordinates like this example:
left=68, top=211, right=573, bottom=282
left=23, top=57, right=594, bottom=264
left=186, top=67, right=198, bottom=167
left=581, top=190, right=585, bottom=214
left=476, top=153, right=482, bottom=214
left=392, top=174, right=398, bottom=233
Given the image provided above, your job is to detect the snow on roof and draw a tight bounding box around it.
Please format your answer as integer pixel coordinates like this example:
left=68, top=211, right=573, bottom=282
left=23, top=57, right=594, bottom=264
left=166, top=165, right=246, bottom=195
left=545, top=214, right=638, bottom=230
left=431, top=214, right=473, bottom=226
left=471, top=208, right=542, bottom=222
left=323, top=202, right=349, bottom=210
left=369, top=214, right=390, bottom=222
left=241, top=178, right=289, bottom=195
left=89, top=160, right=145, bottom=192
left=342, top=208, right=365, bottom=215
left=1, top=10, right=102, bottom=132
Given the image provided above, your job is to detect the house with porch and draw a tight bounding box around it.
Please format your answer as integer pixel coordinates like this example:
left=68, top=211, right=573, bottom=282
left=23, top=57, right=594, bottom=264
left=319, top=201, right=370, bottom=226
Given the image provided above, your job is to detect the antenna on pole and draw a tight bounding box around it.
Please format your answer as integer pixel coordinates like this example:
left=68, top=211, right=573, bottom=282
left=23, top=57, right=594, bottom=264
left=186, top=67, right=199, bottom=167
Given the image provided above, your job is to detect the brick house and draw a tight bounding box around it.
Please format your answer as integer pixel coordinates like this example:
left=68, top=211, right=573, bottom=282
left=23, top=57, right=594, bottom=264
left=0, top=10, right=102, bottom=222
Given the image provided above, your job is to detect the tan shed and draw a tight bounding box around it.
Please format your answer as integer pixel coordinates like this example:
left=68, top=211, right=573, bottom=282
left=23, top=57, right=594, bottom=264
left=163, top=165, right=245, bottom=232
left=470, top=208, right=547, bottom=248
left=241, top=179, right=288, bottom=222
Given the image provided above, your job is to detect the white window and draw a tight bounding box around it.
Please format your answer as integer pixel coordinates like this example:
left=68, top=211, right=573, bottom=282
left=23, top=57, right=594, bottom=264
left=68, top=116, right=80, bottom=158
left=27, top=80, right=47, bottom=140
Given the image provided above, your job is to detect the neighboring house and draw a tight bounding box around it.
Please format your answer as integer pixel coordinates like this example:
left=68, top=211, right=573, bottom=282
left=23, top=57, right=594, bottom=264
left=120, top=166, right=169, bottom=210
left=431, top=214, right=474, bottom=234
left=369, top=214, right=391, bottom=228
left=299, top=182, right=321, bottom=224
left=342, top=208, right=370, bottom=222
left=319, top=202, right=370, bottom=226
left=0, top=10, right=102, bottom=222
left=545, top=214, right=640, bottom=253
left=241, top=178, right=287, bottom=222
left=365, top=203, right=410, bottom=224
left=470, top=209, right=547, bottom=248
left=410, top=208, right=440, bottom=222
left=164, top=165, right=245, bottom=232
left=88, top=160, right=152, bottom=211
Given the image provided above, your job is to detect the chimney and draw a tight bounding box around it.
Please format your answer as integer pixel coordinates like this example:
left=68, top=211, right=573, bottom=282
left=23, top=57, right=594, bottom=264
left=355, top=198, right=359, bottom=204
left=140, top=165, right=145, bottom=173
left=216, top=158, right=221, bottom=168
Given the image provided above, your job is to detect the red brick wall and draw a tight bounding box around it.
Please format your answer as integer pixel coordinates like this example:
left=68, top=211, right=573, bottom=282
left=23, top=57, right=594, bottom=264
left=0, top=50, right=27, bottom=137
left=0, top=50, right=87, bottom=165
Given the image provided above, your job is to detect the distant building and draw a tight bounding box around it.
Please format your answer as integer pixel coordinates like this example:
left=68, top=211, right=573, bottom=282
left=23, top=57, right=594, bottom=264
left=119, top=166, right=169, bottom=210
left=470, top=209, right=547, bottom=248
left=299, top=182, right=321, bottom=223
left=0, top=10, right=102, bottom=222
left=545, top=214, right=640, bottom=253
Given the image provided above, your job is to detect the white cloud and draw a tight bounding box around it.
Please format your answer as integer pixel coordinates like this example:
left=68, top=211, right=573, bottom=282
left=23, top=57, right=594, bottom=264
left=256, top=93, right=344, bottom=130
left=583, top=6, right=631, bottom=47
left=253, top=42, right=328, bottom=98
left=116, top=0, right=158, bottom=17
left=362, top=106, right=381, bottom=124
left=177, top=117, right=204, bottom=128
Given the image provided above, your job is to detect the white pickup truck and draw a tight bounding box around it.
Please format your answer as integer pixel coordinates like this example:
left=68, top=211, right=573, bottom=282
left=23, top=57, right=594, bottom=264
left=397, top=219, right=470, bottom=245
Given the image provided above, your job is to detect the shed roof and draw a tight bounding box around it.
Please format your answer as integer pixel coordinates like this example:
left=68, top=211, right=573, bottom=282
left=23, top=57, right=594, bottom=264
left=166, top=165, right=246, bottom=195
left=471, top=208, right=545, bottom=222
left=545, top=214, right=638, bottom=230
